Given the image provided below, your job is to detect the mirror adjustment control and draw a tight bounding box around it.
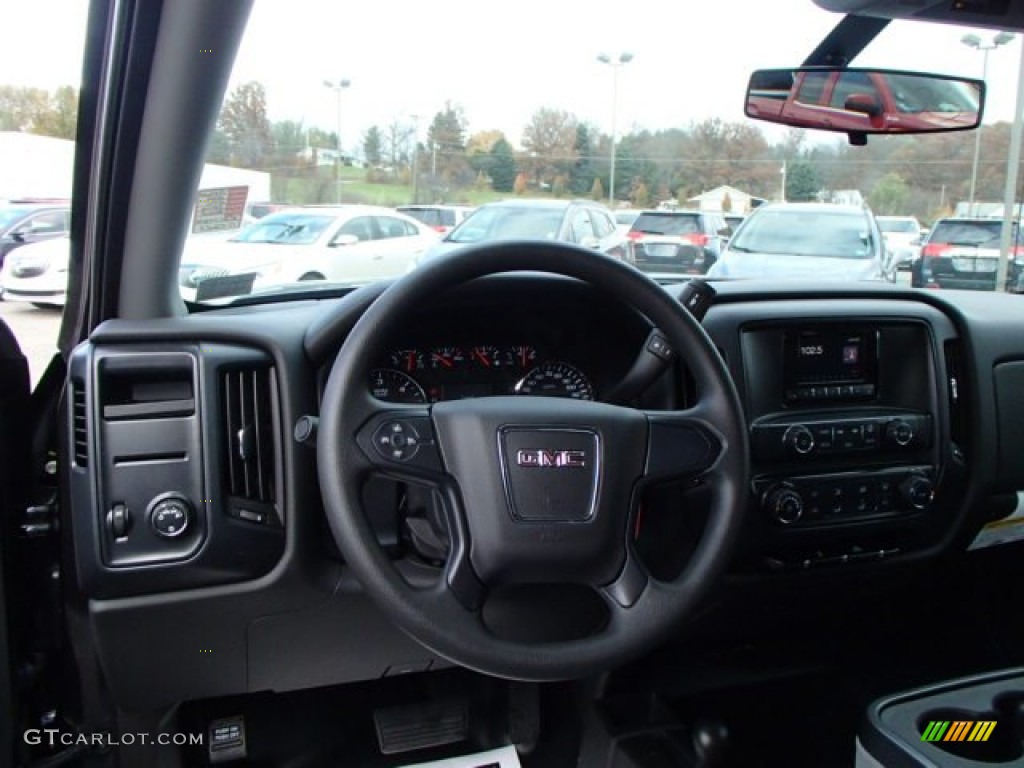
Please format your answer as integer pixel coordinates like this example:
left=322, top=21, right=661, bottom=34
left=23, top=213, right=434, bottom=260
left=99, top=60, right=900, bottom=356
left=150, top=496, right=192, bottom=538
left=783, top=425, right=815, bottom=455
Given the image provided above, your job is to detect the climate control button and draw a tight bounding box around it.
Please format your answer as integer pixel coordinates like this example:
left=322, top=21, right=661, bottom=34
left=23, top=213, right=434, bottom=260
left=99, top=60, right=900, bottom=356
left=886, top=419, right=915, bottom=447
left=764, top=485, right=805, bottom=525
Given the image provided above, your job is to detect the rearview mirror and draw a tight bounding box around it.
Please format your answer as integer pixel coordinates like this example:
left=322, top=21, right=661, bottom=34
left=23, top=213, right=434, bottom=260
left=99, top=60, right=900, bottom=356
left=745, top=67, right=983, bottom=139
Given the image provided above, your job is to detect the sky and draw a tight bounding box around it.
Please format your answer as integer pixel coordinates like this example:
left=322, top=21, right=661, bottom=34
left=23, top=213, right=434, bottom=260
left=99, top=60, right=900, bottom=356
left=5, top=0, right=1024, bottom=152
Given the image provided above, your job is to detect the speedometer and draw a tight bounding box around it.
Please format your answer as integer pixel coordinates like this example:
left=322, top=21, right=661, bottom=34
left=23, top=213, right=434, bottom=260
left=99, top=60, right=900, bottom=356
left=515, top=362, right=594, bottom=400
left=369, top=369, right=427, bottom=403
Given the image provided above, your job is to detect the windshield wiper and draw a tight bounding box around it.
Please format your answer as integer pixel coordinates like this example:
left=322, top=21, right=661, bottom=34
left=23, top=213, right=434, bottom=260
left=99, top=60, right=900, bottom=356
left=727, top=244, right=754, bottom=253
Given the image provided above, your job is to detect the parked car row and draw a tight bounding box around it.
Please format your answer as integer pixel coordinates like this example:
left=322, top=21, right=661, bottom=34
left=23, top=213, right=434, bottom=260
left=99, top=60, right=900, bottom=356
left=5, top=195, right=1022, bottom=307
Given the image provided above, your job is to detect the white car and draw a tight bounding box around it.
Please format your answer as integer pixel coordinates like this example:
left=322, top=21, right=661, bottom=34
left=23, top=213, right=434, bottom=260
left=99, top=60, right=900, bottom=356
left=179, top=206, right=439, bottom=301
left=877, top=215, right=923, bottom=273
left=0, top=235, right=70, bottom=307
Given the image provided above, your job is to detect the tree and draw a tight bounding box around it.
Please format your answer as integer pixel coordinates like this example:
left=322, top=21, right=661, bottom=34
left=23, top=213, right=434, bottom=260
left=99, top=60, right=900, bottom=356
left=513, top=172, right=528, bottom=195
left=217, top=81, right=272, bottom=168
left=383, top=119, right=414, bottom=169
left=570, top=124, right=595, bottom=195
left=363, top=125, right=383, bottom=166
left=427, top=102, right=469, bottom=182
left=467, top=129, right=506, bottom=175
left=591, top=177, right=605, bottom=201
left=632, top=181, right=650, bottom=208
left=489, top=138, right=517, bottom=192
left=868, top=172, right=910, bottom=215
left=0, top=85, right=49, bottom=132
left=521, top=107, right=577, bottom=187
left=269, top=120, right=308, bottom=173
left=786, top=161, right=821, bottom=202
left=33, top=85, right=78, bottom=139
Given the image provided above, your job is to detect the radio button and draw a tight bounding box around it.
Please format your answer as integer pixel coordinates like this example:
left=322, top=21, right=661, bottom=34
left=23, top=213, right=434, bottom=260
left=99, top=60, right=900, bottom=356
left=843, top=424, right=864, bottom=450
left=863, top=422, right=880, bottom=447
left=813, top=426, right=834, bottom=450
left=783, top=425, right=815, bottom=455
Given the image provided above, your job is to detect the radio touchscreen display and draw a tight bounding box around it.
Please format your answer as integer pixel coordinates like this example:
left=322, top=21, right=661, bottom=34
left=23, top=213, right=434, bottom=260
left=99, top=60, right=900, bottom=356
left=784, top=329, right=877, bottom=400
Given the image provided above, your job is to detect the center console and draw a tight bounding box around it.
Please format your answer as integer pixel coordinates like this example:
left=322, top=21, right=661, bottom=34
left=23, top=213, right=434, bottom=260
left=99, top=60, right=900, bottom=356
left=736, top=316, right=952, bottom=571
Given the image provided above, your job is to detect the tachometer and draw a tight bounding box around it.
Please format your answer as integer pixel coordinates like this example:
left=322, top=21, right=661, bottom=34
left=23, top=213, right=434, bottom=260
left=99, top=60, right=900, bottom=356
left=515, top=362, right=594, bottom=400
left=369, top=369, right=427, bottom=403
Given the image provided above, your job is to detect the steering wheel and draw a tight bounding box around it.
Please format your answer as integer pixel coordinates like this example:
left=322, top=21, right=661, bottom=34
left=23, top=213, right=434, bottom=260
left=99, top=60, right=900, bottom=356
left=318, top=241, right=748, bottom=681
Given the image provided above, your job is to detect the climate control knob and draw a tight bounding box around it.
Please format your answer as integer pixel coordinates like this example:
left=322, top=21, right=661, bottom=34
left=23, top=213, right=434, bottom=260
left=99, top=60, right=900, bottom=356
left=886, top=419, right=915, bottom=447
left=764, top=485, right=805, bottom=525
left=900, top=475, right=934, bottom=511
left=782, top=425, right=815, bottom=455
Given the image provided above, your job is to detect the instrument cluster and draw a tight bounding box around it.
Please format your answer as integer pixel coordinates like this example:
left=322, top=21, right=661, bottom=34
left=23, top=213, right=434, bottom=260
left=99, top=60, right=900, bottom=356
left=370, top=344, right=594, bottom=403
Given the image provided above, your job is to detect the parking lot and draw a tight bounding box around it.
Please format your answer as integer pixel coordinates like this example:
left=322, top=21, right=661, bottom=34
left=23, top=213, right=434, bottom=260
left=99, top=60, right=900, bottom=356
left=0, top=300, right=62, bottom=385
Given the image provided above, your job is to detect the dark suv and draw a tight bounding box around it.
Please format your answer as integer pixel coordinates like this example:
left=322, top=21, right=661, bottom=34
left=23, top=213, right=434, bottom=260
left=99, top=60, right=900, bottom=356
left=914, top=217, right=1024, bottom=292
left=627, top=209, right=731, bottom=275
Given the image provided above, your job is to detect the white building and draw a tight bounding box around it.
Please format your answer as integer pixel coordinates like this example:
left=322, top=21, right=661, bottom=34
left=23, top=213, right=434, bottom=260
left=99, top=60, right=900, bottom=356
left=0, top=131, right=270, bottom=203
left=687, top=185, right=765, bottom=214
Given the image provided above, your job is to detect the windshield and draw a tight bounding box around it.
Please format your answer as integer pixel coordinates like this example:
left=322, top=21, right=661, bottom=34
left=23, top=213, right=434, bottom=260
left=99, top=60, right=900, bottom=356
left=730, top=209, right=874, bottom=259
left=929, top=220, right=1023, bottom=246
left=447, top=206, right=564, bottom=243
left=631, top=213, right=701, bottom=236
left=887, top=73, right=981, bottom=114
left=0, top=208, right=29, bottom=230
left=878, top=218, right=918, bottom=234
left=229, top=213, right=334, bottom=244
left=142, top=0, right=1024, bottom=302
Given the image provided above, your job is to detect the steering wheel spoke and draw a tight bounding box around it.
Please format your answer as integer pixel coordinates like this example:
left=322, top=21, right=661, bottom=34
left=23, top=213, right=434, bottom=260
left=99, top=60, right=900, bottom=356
left=600, top=545, right=650, bottom=609
left=642, top=402, right=726, bottom=486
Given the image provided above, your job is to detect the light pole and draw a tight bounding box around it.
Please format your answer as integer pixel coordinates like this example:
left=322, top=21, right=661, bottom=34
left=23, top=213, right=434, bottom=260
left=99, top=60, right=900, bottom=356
left=961, top=32, right=1013, bottom=216
left=323, top=78, right=351, bottom=204
left=410, top=114, right=421, bottom=205
left=597, top=52, right=633, bottom=205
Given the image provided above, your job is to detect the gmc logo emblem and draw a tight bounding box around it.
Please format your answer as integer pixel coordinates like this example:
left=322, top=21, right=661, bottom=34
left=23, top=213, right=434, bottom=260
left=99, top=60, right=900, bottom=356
left=516, top=449, right=587, bottom=468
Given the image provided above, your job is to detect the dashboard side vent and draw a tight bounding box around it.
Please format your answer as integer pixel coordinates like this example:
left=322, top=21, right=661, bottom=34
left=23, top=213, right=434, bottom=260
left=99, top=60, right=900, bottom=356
left=222, top=367, right=277, bottom=505
left=944, top=340, right=966, bottom=448
left=72, top=379, right=88, bottom=467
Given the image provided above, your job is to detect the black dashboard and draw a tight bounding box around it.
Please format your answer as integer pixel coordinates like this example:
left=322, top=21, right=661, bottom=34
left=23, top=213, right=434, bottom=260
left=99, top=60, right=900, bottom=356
left=65, top=276, right=1024, bottom=711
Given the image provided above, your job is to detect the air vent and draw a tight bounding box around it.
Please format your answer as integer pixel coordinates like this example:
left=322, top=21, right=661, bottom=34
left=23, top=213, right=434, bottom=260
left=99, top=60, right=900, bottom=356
left=944, top=340, right=967, bottom=449
left=72, top=379, right=88, bottom=467
left=222, top=367, right=278, bottom=505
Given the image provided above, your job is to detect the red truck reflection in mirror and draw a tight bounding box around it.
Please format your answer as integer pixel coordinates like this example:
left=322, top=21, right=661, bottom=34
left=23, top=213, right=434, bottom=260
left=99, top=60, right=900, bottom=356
left=745, top=68, right=984, bottom=135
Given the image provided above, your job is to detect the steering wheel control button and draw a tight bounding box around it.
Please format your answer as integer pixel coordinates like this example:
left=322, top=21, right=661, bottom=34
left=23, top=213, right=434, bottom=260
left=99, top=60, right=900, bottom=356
left=646, top=334, right=675, bottom=362
left=150, top=497, right=192, bottom=538
left=359, top=413, right=443, bottom=474
left=498, top=427, right=600, bottom=522
left=374, top=420, right=424, bottom=462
